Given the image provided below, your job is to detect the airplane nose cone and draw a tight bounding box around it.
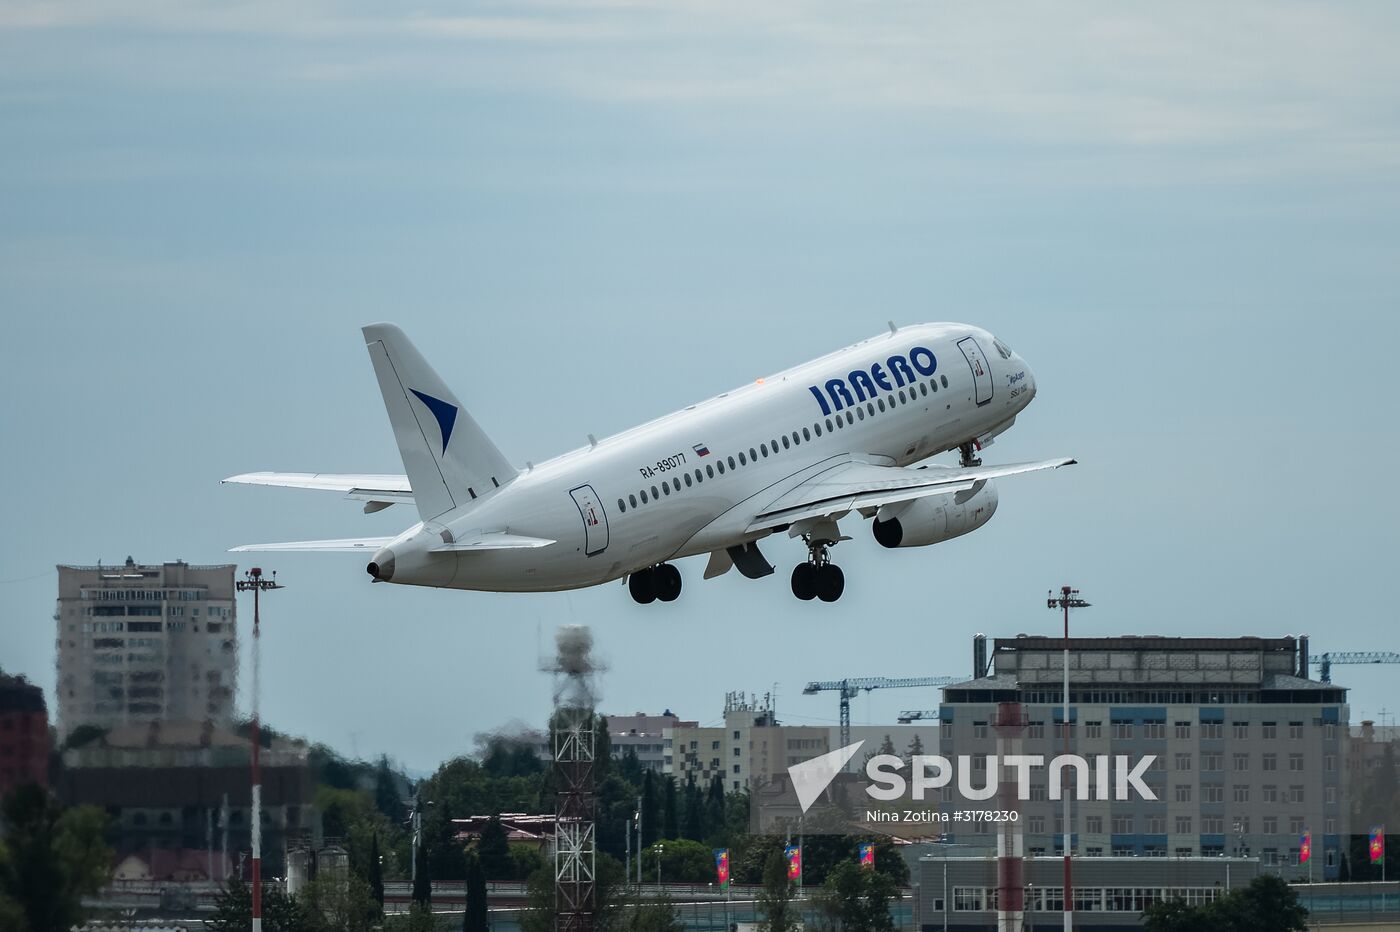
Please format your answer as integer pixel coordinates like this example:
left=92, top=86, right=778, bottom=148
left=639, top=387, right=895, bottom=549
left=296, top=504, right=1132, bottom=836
left=367, top=548, right=395, bottom=582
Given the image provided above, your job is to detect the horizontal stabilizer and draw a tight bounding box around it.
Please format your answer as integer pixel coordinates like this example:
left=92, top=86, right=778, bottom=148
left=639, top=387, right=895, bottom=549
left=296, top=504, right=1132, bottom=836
left=431, top=532, right=555, bottom=552
left=229, top=537, right=395, bottom=553
left=222, top=472, right=414, bottom=503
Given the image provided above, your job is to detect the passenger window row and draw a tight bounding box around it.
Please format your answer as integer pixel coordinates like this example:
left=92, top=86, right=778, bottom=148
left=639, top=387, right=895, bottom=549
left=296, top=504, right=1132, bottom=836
left=617, top=373, right=951, bottom=514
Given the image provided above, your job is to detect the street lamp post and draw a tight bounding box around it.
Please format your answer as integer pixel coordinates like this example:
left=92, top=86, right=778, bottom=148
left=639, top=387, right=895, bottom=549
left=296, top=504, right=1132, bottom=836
left=655, top=842, right=665, bottom=886
left=235, top=567, right=282, bottom=932
left=1048, top=585, right=1090, bottom=932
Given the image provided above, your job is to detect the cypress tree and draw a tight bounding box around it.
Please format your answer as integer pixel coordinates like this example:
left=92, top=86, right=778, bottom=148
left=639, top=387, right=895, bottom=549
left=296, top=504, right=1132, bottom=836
left=662, top=776, right=679, bottom=840
left=464, top=850, right=490, bottom=932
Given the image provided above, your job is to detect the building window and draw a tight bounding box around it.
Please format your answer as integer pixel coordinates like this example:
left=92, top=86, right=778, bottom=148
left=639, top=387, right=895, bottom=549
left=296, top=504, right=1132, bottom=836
left=1262, top=753, right=1277, bottom=771
left=1262, top=722, right=1277, bottom=739
left=1085, top=721, right=1102, bottom=739
left=1175, top=721, right=1191, bottom=739
left=1233, top=753, right=1249, bottom=771
left=1085, top=816, right=1102, bottom=833
left=1233, top=722, right=1249, bottom=739
left=1289, top=721, right=1304, bottom=740
left=1175, top=784, right=1192, bottom=803
left=1176, top=816, right=1193, bottom=833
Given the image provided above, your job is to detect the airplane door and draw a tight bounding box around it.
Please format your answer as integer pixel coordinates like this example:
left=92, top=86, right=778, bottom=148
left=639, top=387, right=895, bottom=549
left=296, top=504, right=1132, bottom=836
left=568, top=485, right=610, bottom=556
left=958, top=337, right=994, bottom=406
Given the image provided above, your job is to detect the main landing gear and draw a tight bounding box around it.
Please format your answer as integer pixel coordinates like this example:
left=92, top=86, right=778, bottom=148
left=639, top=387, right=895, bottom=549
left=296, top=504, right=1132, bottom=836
left=628, top=564, right=682, bottom=604
left=959, top=440, right=982, bottom=468
left=791, top=538, right=845, bottom=603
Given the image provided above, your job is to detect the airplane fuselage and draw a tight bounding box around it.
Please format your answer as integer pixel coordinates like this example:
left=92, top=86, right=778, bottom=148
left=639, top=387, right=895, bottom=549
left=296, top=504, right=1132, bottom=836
left=372, top=323, right=1037, bottom=592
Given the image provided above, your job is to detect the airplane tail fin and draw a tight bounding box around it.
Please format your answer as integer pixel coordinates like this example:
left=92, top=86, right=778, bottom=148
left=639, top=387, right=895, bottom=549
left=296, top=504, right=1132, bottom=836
left=362, top=323, right=516, bottom=521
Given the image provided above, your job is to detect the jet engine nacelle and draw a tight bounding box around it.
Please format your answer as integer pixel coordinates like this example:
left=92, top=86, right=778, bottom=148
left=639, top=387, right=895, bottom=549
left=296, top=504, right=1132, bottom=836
left=871, top=482, right=999, bottom=548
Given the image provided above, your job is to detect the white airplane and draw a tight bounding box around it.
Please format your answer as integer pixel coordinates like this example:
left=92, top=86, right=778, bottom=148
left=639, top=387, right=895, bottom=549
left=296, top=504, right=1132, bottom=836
left=226, top=323, right=1073, bottom=603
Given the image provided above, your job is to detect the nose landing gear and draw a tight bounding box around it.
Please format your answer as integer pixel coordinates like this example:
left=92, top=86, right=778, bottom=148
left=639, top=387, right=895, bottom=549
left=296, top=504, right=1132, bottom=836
left=628, top=564, right=682, bottom=604
left=791, top=536, right=845, bottom=602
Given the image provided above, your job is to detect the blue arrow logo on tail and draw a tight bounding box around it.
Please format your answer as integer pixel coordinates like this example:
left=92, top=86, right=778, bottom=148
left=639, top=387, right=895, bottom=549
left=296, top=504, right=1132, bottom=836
left=410, top=389, right=457, bottom=455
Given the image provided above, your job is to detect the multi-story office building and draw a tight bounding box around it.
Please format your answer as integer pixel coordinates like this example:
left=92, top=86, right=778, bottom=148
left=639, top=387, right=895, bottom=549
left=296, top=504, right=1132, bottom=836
left=58, top=720, right=316, bottom=874
left=0, top=673, right=50, bottom=793
left=609, top=711, right=695, bottom=772
left=55, top=558, right=237, bottom=737
left=665, top=691, right=829, bottom=792
left=937, top=635, right=1347, bottom=879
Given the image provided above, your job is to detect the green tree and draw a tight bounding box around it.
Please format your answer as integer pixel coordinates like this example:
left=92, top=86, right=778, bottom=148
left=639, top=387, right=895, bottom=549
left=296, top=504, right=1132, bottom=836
left=1142, top=896, right=1226, bottom=932
left=904, top=733, right=924, bottom=759
left=375, top=755, right=404, bottom=821
left=1143, top=875, right=1307, bottom=932
left=208, top=879, right=304, bottom=932
left=384, top=903, right=445, bottom=932
left=509, top=842, right=545, bottom=881
left=1227, top=874, right=1309, bottom=932
left=756, top=849, right=799, bottom=932
left=412, top=836, right=432, bottom=906
left=0, top=785, right=112, bottom=932
left=682, top=777, right=704, bottom=841
left=640, top=771, right=660, bottom=848
left=367, top=833, right=385, bottom=913
left=619, top=747, right=644, bottom=786
left=662, top=777, right=679, bottom=840
left=464, top=850, right=489, bottom=932
left=704, top=776, right=726, bottom=842
left=298, top=872, right=379, bottom=932
left=479, top=814, right=512, bottom=880
left=817, top=861, right=900, bottom=932
left=622, top=892, right=686, bottom=932
left=640, top=839, right=719, bottom=883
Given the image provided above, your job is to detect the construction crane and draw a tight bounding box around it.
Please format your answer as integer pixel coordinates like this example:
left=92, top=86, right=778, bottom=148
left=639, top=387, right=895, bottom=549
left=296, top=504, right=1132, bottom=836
left=1312, top=652, right=1400, bottom=684
left=803, top=676, right=958, bottom=746
left=896, top=710, right=940, bottom=724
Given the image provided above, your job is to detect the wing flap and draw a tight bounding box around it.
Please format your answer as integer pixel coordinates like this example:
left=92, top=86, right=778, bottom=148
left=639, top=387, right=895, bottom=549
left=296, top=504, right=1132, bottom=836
left=229, top=537, right=395, bottom=553
left=748, top=457, right=1075, bottom=531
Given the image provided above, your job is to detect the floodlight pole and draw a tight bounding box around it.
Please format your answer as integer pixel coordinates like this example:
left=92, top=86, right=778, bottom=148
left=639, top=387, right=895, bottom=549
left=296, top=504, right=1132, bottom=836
left=236, top=567, right=282, bottom=932
left=1048, top=586, right=1090, bottom=932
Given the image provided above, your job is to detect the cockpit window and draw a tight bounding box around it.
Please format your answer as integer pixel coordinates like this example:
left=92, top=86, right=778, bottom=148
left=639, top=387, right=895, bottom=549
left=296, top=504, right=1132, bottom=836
left=993, top=338, right=1013, bottom=360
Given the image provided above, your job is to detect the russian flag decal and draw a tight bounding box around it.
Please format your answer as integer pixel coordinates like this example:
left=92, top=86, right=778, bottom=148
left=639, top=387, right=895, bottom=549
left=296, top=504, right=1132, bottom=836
left=693, top=444, right=710, bottom=457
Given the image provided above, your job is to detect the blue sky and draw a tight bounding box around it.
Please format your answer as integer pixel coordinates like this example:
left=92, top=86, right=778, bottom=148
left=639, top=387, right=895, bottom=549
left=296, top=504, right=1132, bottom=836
left=3, top=1, right=1399, bottom=771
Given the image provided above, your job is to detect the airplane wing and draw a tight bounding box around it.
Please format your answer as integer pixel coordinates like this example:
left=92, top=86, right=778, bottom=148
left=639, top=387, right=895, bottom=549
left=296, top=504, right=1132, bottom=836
left=222, top=472, right=414, bottom=504
left=747, top=457, right=1076, bottom=532
left=229, top=537, right=395, bottom=553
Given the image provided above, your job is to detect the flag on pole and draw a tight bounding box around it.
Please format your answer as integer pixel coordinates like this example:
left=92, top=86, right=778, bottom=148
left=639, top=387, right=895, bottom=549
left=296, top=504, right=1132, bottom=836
left=714, top=848, right=730, bottom=888
left=1371, top=826, right=1386, bottom=864
left=858, top=842, right=876, bottom=870
left=1299, top=831, right=1312, bottom=864
left=785, top=844, right=802, bottom=885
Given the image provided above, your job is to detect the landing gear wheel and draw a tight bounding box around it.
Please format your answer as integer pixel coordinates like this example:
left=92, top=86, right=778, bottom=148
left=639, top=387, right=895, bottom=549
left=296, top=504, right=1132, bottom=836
left=791, top=563, right=818, bottom=601
left=628, top=568, right=656, bottom=604
left=815, top=563, right=845, bottom=602
left=959, top=441, right=982, bottom=468
left=655, top=564, right=682, bottom=602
